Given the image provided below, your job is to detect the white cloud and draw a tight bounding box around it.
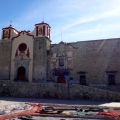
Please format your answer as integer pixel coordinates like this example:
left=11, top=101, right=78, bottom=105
left=61, top=6, right=120, bottom=31
left=2, top=0, right=120, bottom=43
left=13, top=1, right=120, bottom=28
left=53, top=23, right=120, bottom=43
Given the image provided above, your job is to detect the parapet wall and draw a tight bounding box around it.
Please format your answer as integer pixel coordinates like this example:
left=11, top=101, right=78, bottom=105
left=0, top=80, right=119, bottom=101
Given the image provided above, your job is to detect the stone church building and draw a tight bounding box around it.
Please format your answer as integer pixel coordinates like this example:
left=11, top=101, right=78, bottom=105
left=0, top=21, right=120, bottom=87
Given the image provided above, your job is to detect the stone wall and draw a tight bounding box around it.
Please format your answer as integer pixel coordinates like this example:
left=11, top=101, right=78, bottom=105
left=67, top=38, right=120, bottom=85
left=49, top=42, right=76, bottom=82
left=0, top=80, right=120, bottom=101
left=33, top=37, right=47, bottom=81
left=92, top=85, right=120, bottom=92
left=0, top=40, right=11, bottom=80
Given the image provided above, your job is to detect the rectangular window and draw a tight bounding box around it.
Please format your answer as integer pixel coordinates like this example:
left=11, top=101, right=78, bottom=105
left=59, top=57, right=64, bottom=66
left=80, top=75, right=86, bottom=85
left=108, top=74, right=116, bottom=85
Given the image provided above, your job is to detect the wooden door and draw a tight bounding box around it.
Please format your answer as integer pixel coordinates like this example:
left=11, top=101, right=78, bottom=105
left=57, top=76, right=65, bottom=83
left=17, top=66, right=26, bottom=80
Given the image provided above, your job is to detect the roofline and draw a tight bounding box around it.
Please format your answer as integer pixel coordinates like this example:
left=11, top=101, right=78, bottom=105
left=12, top=31, right=34, bottom=40
left=51, top=37, right=120, bottom=45
left=35, top=22, right=51, bottom=28
left=2, top=26, right=19, bottom=33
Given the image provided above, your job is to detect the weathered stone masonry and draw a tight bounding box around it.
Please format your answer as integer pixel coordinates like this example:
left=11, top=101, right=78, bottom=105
left=0, top=40, right=11, bottom=80
left=49, top=38, right=120, bottom=87
left=33, top=37, right=48, bottom=82
left=0, top=22, right=120, bottom=99
left=0, top=80, right=120, bottom=101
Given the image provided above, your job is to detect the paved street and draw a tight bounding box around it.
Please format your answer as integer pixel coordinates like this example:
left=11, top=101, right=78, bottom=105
left=0, top=97, right=120, bottom=107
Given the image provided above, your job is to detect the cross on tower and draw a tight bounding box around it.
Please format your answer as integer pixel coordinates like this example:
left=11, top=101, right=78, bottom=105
left=10, top=21, right=12, bottom=26
left=42, top=17, right=44, bottom=23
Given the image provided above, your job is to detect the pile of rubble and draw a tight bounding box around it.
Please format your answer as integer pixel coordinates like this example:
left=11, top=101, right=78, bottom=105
left=0, top=103, right=33, bottom=115
left=0, top=103, right=120, bottom=120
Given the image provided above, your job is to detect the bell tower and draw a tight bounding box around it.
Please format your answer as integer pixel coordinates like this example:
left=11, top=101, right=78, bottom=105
left=35, top=21, right=51, bottom=39
left=2, top=25, right=19, bottom=40
left=33, top=21, right=51, bottom=82
left=2, top=25, right=11, bottom=39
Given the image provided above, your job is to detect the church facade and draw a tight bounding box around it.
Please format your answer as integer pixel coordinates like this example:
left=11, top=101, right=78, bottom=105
left=0, top=21, right=120, bottom=87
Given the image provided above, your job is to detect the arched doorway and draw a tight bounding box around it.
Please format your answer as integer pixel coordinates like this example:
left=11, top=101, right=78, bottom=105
left=17, top=66, right=26, bottom=80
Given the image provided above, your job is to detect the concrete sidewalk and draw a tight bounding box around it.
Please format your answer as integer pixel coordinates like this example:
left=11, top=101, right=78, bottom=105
left=0, top=97, right=120, bottom=107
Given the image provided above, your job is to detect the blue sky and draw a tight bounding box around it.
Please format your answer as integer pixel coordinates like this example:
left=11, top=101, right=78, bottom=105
left=0, top=0, right=120, bottom=43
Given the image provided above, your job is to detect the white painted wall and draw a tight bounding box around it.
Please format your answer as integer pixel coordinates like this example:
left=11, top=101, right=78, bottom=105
left=11, top=29, right=18, bottom=38
left=10, top=32, right=33, bottom=82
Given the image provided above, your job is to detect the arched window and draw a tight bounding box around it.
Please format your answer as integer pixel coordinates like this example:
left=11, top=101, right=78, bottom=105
left=38, top=27, right=43, bottom=35
left=4, top=31, right=9, bottom=38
